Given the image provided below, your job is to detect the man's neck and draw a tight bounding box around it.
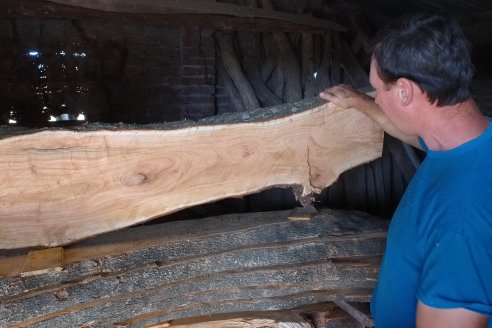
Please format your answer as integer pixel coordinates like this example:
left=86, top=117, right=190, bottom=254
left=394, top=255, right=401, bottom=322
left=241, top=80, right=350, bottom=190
left=420, top=99, right=489, bottom=151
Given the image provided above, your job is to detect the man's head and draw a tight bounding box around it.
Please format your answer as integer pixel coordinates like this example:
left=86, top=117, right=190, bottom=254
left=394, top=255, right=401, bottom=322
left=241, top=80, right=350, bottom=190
left=372, top=14, right=474, bottom=107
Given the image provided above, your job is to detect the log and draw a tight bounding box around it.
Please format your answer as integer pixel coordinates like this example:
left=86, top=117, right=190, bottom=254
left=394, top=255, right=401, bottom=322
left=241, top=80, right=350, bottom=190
left=316, top=31, right=333, bottom=93
left=331, top=32, right=343, bottom=86
left=262, top=33, right=285, bottom=99
left=0, top=97, right=383, bottom=249
left=46, top=0, right=347, bottom=32
left=260, top=0, right=302, bottom=103
left=237, top=32, right=283, bottom=107
left=216, top=31, right=260, bottom=111
left=216, top=54, right=246, bottom=113
left=340, top=41, right=371, bottom=90
left=302, top=33, right=318, bottom=98
left=0, top=208, right=388, bottom=327
left=348, top=11, right=374, bottom=55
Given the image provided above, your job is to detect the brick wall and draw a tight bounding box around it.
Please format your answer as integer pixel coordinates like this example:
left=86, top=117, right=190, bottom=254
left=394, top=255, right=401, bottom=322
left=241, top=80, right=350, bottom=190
left=0, top=19, right=217, bottom=125
left=79, top=21, right=217, bottom=123
left=0, top=0, right=325, bottom=126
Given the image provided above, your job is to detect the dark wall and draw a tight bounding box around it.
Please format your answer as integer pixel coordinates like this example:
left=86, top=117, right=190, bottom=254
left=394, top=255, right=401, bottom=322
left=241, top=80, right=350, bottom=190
left=0, top=19, right=217, bottom=126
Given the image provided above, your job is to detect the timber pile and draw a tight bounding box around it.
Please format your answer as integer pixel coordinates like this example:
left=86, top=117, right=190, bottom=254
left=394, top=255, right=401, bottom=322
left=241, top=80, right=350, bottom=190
left=0, top=97, right=383, bottom=249
left=215, top=0, right=373, bottom=112
left=0, top=208, right=388, bottom=327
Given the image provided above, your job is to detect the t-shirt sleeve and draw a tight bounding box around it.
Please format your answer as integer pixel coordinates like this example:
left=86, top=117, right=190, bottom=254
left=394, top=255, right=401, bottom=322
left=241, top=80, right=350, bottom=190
left=417, top=232, right=492, bottom=316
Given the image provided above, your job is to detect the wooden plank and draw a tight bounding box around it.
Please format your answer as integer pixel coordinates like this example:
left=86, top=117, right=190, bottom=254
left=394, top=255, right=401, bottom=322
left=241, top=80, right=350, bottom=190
left=0, top=209, right=388, bottom=327
left=0, top=0, right=326, bottom=34
left=46, top=0, right=347, bottom=32
left=0, top=98, right=383, bottom=249
left=156, top=310, right=312, bottom=327
left=20, top=247, right=64, bottom=277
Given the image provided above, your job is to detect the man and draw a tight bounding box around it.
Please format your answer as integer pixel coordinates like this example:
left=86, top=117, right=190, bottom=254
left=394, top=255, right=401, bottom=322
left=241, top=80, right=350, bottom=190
left=320, top=14, right=492, bottom=327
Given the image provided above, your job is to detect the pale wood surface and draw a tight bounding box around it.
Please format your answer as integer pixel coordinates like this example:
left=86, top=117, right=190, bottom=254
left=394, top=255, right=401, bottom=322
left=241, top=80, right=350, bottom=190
left=156, top=310, right=312, bottom=327
left=0, top=98, right=382, bottom=249
left=20, top=247, right=64, bottom=277
left=0, top=209, right=387, bottom=327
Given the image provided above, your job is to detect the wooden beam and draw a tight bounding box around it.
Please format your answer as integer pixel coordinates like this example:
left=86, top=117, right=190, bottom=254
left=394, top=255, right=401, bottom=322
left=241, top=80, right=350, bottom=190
left=46, top=0, right=347, bottom=32
left=0, top=209, right=388, bottom=327
left=0, top=98, right=383, bottom=249
left=0, top=0, right=326, bottom=34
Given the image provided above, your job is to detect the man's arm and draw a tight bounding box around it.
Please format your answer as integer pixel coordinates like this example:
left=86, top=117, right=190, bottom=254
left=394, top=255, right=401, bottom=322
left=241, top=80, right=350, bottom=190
left=320, top=84, right=422, bottom=150
left=417, top=301, right=489, bottom=328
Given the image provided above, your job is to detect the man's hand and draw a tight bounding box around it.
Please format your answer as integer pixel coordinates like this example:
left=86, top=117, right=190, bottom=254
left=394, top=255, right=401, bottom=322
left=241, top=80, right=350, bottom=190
left=417, top=301, right=489, bottom=328
left=320, top=84, right=422, bottom=149
left=319, top=84, right=374, bottom=111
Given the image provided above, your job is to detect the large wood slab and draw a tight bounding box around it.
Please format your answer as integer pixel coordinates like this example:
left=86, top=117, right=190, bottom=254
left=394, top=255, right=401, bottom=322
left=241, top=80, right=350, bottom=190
left=0, top=98, right=383, bottom=249
left=0, top=209, right=388, bottom=327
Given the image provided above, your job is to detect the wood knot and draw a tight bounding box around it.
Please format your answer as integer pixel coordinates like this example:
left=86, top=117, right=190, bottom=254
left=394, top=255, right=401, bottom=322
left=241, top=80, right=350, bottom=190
left=54, top=288, right=69, bottom=301
left=123, top=173, right=150, bottom=186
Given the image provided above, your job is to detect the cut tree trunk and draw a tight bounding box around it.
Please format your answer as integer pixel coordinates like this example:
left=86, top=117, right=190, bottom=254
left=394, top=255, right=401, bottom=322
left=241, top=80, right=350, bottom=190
left=0, top=97, right=383, bottom=249
left=260, top=0, right=302, bottom=103
left=216, top=55, right=247, bottom=113
left=216, top=31, right=260, bottom=111
left=237, top=31, right=282, bottom=107
left=0, top=208, right=388, bottom=327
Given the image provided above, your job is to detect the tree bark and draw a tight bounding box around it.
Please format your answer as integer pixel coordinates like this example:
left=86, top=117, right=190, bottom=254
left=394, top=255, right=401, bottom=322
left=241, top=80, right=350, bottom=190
left=216, top=54, right=246, bottom=113
left=259, top=0, right=302, bottom=103
left=237, top=32, right=282, bottom=107
left=216, top=31, right=260, bottom=110
left=0, top=208, right=388, bottom=327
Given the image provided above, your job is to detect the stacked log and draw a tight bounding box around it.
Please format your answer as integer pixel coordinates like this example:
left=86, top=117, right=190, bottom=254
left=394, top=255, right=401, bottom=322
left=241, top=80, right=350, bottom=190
left=0, top=208, right=388, bottom=327
left=215, top=1, right=372, bottom=113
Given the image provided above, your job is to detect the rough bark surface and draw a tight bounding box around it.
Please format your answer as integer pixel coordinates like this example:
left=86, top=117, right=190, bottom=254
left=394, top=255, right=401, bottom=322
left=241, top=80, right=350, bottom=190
left=0, top=208, right=388, bottom=328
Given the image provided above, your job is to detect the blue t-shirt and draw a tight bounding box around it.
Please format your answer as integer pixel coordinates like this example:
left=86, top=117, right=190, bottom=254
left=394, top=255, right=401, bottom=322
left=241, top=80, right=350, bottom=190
left=371, top=122, right=492, bottom=327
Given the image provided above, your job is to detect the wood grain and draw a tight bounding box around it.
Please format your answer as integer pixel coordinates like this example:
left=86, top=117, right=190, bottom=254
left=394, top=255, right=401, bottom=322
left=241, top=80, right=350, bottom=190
left=0, top=98, right=382, bottom=249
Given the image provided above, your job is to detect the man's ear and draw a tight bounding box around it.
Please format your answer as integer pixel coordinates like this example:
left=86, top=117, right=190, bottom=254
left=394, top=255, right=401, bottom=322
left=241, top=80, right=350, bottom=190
left=396, top=78, right=413, bottom=106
